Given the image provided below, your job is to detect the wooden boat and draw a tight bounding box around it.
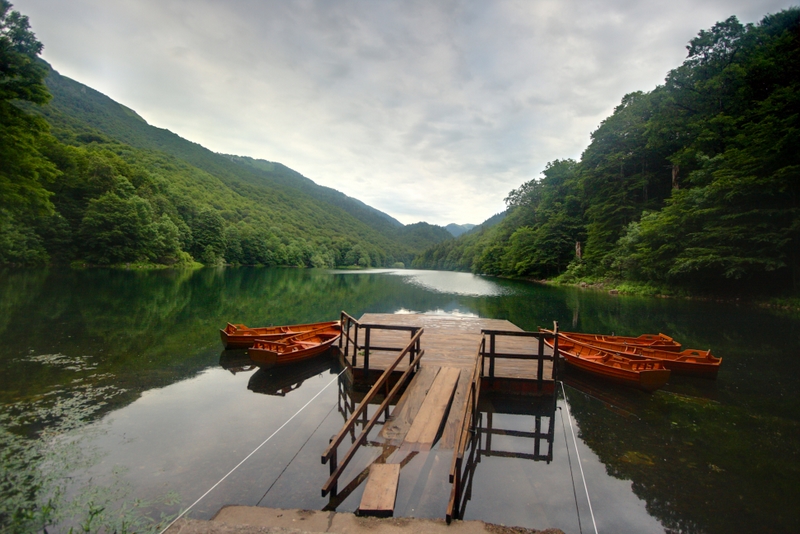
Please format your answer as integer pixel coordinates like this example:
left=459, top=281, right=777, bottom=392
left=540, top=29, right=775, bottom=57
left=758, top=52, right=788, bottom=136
left=220, top=320, right=339, bottom=349
left=543, top=334, right=670, bottom=391
left=248, top=324, right=341, bottom=366
left=561, top=331, right=682, bottom=352
left=559, top=332, right=721, bottom=378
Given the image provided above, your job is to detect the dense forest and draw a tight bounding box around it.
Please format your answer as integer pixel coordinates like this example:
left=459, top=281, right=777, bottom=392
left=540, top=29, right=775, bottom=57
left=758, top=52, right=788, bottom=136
left=0, top=1, right=452, bottom=268
left=414, top=9, right=800, bottom=295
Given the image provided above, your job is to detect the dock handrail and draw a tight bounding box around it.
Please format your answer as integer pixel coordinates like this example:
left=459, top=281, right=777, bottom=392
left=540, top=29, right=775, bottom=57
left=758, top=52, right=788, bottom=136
left=321, top=327, right=425, bottom=497
left=481, top=329, right=560, bottom=386
left=339, top=311, right=360, bottom=362
left=446, top=336, right=484, bottom=523
left=338, top=311, right=421, bottom=374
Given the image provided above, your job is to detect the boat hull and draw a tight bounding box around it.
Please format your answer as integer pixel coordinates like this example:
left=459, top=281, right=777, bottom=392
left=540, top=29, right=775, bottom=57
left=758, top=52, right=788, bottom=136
left=220, top=320, right=339, bottom=349
left=248, top=325, right=341, bottom=367
left=562, top=331, right=682, bottom=352
left=545, top=337, right=670, bottom=392
left=560, top=333, right=720, bottom=378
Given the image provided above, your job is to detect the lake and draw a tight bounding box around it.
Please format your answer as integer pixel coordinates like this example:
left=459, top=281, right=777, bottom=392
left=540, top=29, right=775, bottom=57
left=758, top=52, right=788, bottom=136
left=1, top=267, right=798, bottom=533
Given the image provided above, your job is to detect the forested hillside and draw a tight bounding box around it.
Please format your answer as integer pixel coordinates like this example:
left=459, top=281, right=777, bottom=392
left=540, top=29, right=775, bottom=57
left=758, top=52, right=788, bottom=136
left=414, top=9, right=800, bottom=295
left=0, top=2, right=451, bottom=268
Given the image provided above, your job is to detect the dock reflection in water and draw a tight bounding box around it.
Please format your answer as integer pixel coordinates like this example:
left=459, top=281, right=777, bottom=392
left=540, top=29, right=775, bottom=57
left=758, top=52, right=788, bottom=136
left=454, top=393, right=557, bottom=520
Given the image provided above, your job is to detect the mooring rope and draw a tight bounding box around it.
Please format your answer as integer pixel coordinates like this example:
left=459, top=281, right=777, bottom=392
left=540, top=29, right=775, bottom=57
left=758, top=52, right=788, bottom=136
left=159, top=368, right=346, bottom=534
left=560, top=380, right=599, bottom=534
left=559, top=403, right=584, bottom=534
left=256, top=399, right=338, bottom=505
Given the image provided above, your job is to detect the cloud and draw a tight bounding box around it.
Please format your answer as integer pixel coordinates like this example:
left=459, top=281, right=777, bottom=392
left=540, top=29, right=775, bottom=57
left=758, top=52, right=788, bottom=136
left=14, top=0, right=797, bottom=225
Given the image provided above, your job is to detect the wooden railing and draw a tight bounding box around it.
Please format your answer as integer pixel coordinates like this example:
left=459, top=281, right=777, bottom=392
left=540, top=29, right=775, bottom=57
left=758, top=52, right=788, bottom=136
left=338, top=311, right=421, bottom=375
left=339, top=311, right=360, bottom=361
left=446, top=336, right=484, bottom=523
left=481, top=328, right=560, bottom=387
left=321, top=328, right=425, bottom=497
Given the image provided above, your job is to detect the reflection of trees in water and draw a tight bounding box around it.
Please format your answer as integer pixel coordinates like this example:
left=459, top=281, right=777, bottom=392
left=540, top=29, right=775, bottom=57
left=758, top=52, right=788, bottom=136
left=0, top=268, right=49, bottom=336
left=564, top=383, right=800, bottom=533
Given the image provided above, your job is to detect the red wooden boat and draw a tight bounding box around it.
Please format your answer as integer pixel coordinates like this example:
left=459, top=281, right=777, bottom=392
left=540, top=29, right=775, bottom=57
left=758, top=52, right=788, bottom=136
left=220, top=320, right=339, bottom=349
left=561, top=331, right=682, bottom=352
left=559, top=332, right=721, bottom=378
left=543, top=334, right=670, bottom=392
left=248, top=324, right=341, bottom=366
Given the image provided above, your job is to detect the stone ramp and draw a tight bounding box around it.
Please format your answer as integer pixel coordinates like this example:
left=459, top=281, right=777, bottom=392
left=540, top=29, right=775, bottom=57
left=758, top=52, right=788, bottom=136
left=165, top=507, right=564, bottom=534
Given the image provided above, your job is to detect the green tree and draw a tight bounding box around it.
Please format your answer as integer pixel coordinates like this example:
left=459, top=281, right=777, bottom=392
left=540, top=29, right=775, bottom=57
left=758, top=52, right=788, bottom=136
left=0, top=1, right=56, bottom=217
left=79, top=191, right=156, bottom=264
left=190, top=208, right=225, bottom=264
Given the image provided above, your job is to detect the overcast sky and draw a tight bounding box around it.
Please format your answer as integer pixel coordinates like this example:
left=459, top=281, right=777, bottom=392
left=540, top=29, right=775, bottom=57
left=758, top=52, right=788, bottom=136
left=14, top=0, right=797, bottom=226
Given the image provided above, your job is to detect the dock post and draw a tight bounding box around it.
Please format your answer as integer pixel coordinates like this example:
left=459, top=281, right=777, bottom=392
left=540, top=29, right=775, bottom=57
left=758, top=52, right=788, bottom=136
left=353, top=324, right=359, bottom=368
left=489, top=333, right=496, bottom=378
left=364, top=326, right=371, bottom=374
left=339, top=312, right=344, bottom=350
left=327, top=437, right=338, bottom=496
left=537, top=336, right=544, bottom=390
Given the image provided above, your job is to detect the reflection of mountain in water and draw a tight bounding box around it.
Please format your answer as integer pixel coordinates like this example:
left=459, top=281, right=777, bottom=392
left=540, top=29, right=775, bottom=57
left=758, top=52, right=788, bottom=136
left=247, top=355, right=338, bottom=396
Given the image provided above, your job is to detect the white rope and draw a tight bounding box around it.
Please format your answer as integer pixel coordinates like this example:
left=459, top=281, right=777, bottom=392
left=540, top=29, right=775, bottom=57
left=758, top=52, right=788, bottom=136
left=159, top=368, right=346, bottom=534
left=560, top=381, right=599, bottom=534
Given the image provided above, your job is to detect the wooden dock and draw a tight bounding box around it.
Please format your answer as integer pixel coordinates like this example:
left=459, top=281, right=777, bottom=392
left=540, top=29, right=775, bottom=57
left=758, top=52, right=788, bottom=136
left=322, top=312, right=560, bottom=522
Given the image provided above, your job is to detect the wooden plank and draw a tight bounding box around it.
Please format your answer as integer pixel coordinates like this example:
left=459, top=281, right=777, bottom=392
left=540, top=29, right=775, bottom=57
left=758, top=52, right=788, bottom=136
left=403, top=366, right=461, bottom=450
left=358, top=463, right=401, bottom=517
left=439, top=369, right=471, bottom=449
left=379, top=366, right=440, bottom=444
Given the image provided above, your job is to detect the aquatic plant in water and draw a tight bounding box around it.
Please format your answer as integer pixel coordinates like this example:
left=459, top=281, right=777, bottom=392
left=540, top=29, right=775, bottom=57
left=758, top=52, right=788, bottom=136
left=0, top=383, right=178, bottom=533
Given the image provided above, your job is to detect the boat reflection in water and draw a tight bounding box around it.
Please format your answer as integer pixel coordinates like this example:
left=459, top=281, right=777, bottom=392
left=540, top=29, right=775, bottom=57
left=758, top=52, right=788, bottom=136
left=247, top=352, right=340, bottom=397
left=218, top=349, right=257, bottom=375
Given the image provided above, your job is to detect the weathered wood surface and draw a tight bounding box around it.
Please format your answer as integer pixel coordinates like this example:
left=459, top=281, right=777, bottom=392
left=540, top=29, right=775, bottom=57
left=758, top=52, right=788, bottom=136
left=403, top=366, right=461, bottom=451
left=439, top=368, right=471, bottom=449
left=355, top=313, right=553, bottom=381
left=379, top=366, right=440, bottom=444
left=358, top=463, right=401, bottom=517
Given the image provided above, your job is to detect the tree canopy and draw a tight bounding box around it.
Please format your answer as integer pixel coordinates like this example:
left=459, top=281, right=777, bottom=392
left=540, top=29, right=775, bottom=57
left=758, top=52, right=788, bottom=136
left=415, top=8, right=800, bottom=295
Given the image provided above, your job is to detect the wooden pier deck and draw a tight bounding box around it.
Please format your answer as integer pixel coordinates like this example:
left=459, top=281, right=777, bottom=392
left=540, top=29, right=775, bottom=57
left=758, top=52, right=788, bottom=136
left=348, top=313, right=554, bottom=385
left=323, top=312, right=559, bottom=522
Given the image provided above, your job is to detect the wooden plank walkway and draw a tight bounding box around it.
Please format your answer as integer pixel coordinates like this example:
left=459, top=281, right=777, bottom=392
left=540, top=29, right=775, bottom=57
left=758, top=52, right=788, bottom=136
left=358, top=464, right=400, bottom=517
left=403, top=366, right=460, bottom=451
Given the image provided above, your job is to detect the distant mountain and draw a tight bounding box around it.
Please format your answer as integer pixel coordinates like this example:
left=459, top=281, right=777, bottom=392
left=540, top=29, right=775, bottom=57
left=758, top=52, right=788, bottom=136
left=15, top=62, right=451, bottom=266
left=445, top=223, right=475, bottom=237
left=228, top=155, right=404, bottom=233
left=396, top=222, right=453, bottom=249
left=410, top=211, right=507, bottom=271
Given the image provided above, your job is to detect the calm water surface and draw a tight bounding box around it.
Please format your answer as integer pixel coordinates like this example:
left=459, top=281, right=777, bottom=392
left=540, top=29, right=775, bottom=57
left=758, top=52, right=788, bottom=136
left=1, top=267, right=798, bottom=533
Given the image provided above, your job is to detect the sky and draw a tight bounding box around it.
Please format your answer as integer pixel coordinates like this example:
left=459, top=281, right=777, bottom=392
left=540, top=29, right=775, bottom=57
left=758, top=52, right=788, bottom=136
left=13, top=0, right=798, bottom=226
